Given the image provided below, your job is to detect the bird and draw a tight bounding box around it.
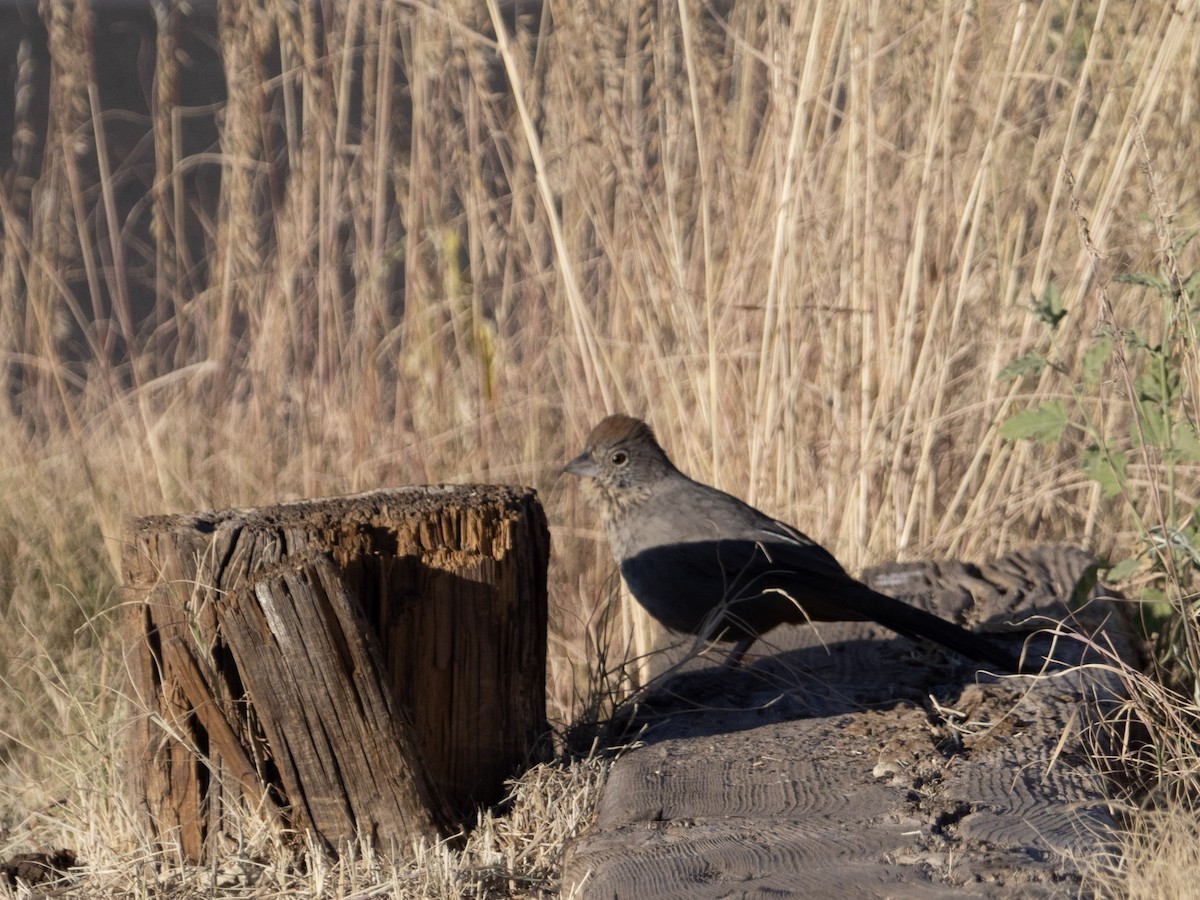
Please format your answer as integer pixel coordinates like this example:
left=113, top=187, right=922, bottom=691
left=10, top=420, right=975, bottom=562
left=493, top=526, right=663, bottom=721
left=564, top=414, right=1022, bottom=671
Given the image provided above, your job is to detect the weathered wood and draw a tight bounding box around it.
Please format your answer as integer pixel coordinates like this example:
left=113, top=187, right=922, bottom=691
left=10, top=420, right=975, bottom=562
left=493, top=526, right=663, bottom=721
left=122, top=485, right=549, bottom=862
left=564, top=546, right=1132, bottom=898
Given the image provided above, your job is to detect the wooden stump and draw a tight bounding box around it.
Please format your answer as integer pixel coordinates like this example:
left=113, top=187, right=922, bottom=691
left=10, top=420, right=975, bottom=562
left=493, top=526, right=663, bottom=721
left=121, top=485, right=549, bottom=862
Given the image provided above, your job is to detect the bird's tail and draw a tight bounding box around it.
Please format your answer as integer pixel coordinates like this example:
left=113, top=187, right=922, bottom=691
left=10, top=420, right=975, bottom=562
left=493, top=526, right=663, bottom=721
left=838, top=579, right=1026, bottom=673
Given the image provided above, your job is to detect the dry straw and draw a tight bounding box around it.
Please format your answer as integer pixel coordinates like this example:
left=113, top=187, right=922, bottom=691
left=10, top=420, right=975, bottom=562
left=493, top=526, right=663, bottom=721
left=1, top=0, right=1198, bottom=895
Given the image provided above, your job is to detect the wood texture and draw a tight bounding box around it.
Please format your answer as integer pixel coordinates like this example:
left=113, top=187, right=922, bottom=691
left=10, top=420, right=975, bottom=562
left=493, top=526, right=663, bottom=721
left=122, top=485, right=549, bottom=861
left=564, top=546, right=1130, bottom=898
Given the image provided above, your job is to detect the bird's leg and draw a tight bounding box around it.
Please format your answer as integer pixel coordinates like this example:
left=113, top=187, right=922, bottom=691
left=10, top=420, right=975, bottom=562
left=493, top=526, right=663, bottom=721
left=723, top=636, right=756, bottom=668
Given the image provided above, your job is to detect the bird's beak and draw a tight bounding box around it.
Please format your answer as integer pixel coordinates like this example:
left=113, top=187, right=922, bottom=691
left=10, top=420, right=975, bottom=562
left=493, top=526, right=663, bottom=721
left=564, top=452, right=598, bottom=478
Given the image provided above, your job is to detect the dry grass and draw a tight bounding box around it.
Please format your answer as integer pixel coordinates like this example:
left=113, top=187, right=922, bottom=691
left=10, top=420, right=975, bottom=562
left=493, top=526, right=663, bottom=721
left=1, top=0, right=1199, bottom=895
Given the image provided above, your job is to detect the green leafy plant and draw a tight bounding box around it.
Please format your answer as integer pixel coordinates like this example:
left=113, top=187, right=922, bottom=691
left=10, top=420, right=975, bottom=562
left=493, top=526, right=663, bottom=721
left=1001, top=237, right=1200, bottom=694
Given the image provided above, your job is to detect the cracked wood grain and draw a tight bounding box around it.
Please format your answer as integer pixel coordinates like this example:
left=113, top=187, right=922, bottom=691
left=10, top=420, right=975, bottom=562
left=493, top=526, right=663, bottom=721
left=122, top=485, right=549, bottom=861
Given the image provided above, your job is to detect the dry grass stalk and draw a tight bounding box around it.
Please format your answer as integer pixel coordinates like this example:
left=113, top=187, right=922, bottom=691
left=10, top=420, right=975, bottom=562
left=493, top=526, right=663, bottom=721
left=1, top=0, right=1198, bottom=895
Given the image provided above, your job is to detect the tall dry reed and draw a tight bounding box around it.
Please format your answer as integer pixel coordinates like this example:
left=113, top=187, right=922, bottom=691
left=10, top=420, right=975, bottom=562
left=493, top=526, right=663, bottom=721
left=0, top=0, right=1198, bottom=894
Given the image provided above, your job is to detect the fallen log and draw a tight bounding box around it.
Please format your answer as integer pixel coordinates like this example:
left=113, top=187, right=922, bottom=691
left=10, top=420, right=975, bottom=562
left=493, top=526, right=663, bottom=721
left=564, top=546, right=1134, bottom=898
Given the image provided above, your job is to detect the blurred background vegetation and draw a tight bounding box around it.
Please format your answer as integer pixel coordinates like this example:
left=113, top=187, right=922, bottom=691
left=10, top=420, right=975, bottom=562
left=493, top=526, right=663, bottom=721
left=0, top=0, right=1198, bottom=895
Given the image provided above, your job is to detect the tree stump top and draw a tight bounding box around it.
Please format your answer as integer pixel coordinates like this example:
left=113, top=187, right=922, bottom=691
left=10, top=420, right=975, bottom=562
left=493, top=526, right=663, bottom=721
left=130, top=483, right=540, bottom=542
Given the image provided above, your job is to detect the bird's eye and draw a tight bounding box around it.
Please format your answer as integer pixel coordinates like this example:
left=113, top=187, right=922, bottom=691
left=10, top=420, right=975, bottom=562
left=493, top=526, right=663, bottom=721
left=610, top=449, right=629, bottom=466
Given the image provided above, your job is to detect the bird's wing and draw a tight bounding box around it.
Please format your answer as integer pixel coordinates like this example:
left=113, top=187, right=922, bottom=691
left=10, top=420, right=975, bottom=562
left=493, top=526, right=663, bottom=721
left=723, top=529, right=1024, bottom=671
left=746, top=539, right=1022, bottom=670
left=751, top=518, right=851, bottom=578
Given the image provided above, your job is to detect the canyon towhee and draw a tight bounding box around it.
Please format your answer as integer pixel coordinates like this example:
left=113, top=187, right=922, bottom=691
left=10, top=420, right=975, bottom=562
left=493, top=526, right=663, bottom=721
left=566, top=414, right=1022, bottom=670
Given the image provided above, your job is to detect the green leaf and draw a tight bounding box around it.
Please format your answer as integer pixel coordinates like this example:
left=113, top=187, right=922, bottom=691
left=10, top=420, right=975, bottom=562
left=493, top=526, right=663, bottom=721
left=1115, top=272, right=1169, bottom=294
left=1081, top=446, right=1127, bottom=498
left=1140, top=587, right=1168, bottom=606
left=1124, top=330, right=1152, bottom=352
left=1175, top=423, right=1200, bottom=462
left=998, top=353, right=1048, bottom=381
left=1080, top=337, right=1112, bottom=385
left=1183, top=269, right=1200, bottom=297
left=1134, top=410, right=1168, bottom=449
left=1106, top=556, right=1144, bottom=582
left=1186, top=520, right=1200, bottom=546
left=1135, top=590, right=1172, bottom=638
left=1031, top=283, right=1067, bottom=328
left=1135, top=362, right=1179, bottom=407
left=1000, top=401, right=1069, bottom=443
left=1172, top=227, right=1199, bottom=254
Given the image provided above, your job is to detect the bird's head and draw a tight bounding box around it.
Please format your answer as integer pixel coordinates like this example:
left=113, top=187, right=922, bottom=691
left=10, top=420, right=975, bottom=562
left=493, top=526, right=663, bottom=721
left=564, top=415, right=677, bottom=512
